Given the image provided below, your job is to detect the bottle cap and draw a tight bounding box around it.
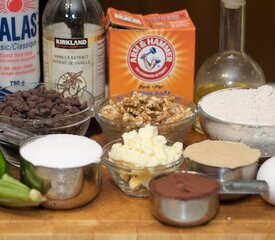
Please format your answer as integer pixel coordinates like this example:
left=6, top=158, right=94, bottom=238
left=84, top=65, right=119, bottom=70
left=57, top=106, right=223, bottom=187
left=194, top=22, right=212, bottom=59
left=222, top=0, right=245, bottom=9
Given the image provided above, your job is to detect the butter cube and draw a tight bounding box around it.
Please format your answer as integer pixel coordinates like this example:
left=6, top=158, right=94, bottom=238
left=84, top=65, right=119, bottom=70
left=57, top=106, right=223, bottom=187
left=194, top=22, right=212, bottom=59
left=138, top=125, right=158, bottom=139
left=140, top=138, right=154, bottom=156
left=154, top=145, right=167, bottom=163
left=152, top=135, right=167, bottom=146
left=122, top=130, right=141, bottom=150
left=122, top=149, right=141, bottom=164
left=108, top=143, right=123, bottom=160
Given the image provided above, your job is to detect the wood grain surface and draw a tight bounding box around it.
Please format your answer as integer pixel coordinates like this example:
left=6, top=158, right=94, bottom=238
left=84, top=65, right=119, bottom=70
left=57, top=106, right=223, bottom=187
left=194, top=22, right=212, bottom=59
left=0, top=131, right=274, bottom=240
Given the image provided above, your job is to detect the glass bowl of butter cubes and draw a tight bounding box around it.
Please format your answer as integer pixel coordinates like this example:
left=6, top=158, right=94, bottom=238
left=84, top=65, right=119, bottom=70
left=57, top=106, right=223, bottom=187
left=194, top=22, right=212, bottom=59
left=102, top=125, right=184, bottom=197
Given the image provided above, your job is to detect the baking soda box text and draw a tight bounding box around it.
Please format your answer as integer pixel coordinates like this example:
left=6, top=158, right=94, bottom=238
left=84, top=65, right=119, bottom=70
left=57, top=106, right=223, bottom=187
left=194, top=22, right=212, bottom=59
left=106, top=8, right=195, bottom=100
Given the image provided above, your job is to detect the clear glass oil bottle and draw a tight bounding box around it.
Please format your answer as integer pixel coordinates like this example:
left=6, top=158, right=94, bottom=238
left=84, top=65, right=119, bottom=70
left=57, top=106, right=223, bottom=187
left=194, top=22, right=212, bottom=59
left=194, top=0, right=266, bottom=133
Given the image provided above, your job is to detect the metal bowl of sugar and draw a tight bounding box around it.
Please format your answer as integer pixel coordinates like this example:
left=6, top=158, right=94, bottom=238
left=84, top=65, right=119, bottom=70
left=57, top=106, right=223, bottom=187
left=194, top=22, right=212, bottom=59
left=19, top=135, right=102, bottom=210
left=0, top=124, right=103, bottom=210
left=18, top=134, right=103, bottom=210
left=198, top=86, right=275, bottom=158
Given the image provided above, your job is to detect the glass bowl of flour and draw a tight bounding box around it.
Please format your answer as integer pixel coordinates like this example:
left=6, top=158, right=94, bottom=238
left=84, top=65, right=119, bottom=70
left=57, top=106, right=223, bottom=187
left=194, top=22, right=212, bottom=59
left=198, top=85, right=275, bottom=158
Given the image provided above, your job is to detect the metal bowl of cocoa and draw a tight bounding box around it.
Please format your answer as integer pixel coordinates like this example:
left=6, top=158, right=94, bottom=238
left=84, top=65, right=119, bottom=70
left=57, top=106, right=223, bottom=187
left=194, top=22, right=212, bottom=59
left=149, top=171, right=220, bottom=227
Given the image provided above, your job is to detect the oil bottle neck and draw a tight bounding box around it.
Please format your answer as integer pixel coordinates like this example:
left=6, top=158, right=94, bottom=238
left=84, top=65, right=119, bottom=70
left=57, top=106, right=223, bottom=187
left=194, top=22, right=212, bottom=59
left=219, top=0, right=245, bottom=52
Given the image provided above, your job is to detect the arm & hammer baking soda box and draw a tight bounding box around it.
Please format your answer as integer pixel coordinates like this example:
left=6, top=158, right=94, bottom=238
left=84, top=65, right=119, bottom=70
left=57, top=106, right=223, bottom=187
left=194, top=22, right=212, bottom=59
left=105, top=8, right=195, bottom=100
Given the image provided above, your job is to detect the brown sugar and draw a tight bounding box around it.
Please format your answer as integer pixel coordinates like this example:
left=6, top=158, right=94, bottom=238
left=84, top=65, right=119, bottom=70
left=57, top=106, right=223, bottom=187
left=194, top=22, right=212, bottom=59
left=184, top=140, right=261, bottom=169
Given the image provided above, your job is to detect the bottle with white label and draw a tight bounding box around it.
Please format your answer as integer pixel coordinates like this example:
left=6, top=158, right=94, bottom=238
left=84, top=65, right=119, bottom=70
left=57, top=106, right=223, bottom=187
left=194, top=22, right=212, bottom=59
left=0, top=0, right=40, bottom=94
left=42, top=0, right=105, bottom=102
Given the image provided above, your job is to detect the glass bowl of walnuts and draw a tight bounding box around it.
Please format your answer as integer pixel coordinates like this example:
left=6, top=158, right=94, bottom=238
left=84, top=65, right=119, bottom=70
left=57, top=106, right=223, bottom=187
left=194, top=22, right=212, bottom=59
left=95, top=92, right=196, bottom=142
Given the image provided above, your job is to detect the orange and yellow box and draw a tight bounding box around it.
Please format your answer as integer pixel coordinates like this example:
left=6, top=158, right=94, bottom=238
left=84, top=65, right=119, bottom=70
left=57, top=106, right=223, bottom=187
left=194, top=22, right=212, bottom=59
left=106, top=8, right=196, bottom=100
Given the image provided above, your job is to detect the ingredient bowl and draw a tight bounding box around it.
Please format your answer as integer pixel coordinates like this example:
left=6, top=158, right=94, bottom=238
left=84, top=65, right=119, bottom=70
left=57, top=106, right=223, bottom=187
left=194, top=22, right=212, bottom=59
left=198, top=86, right=275, bottom=158
left=0, top=82, right=94, bottom=166
left=95, top=92, right=196, bottom=142
left=102, top=139, right=184, bottom=197
left=183, top=140, right=261, bottom=200
left=19, top=134, right=102, bottom=210
left=0, top=82, right=94, bottom=135
left=149, top=171, right=220, bottom=227
left=185, top=160, right=258, bottom=200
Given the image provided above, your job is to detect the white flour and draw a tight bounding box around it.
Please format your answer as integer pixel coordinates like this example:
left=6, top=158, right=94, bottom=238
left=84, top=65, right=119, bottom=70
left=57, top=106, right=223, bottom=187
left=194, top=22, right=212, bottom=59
left=200, top=85, right=275, bottom=125
left=20, top=134, right=102, bottom=168
left=199, top=85, right=275, bottom=157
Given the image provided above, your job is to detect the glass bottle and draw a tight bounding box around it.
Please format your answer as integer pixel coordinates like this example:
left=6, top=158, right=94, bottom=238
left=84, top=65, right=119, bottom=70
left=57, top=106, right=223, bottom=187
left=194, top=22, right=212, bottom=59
left=194, top=0, right=265, bottom=133
left=42, top=0, right=105, bottom=102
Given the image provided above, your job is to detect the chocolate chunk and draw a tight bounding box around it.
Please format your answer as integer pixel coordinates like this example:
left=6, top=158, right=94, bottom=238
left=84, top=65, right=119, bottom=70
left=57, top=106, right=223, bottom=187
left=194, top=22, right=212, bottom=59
left=26, top=95, right=40, bottom=102
left=10, top=112, right=23, bottom=118
left=26, top=108, right=40, bottom=119
left=18, top=102, right=30, bottom=113
left=2, top=106, right=13, bottom=116
left=5, top=94, right=24, bottom=102
left=7, top=100, right=22, bottom=110
left=55, top=103, right=67, bottom=114
left=0, top=103, right=5, bottom=111
left=39, top=108, right=51, bottom=117
left=50, top=107, right=60, bottom=117
left=27, top=101, right=38, bottom=109
left=44, top=99, right=55, bottom=110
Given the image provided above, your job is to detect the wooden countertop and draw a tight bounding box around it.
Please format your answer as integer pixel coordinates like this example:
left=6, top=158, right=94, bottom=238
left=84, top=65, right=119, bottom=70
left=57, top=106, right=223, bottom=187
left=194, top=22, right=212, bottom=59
left=0, top=131, right=275, bottom=239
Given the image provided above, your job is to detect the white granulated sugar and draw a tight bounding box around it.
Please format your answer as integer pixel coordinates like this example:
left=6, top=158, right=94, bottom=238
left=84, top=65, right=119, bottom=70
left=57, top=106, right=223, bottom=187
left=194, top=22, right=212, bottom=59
left=200, top=85, right=275, bottom=125
left=20, top=134, right=102, bottom=168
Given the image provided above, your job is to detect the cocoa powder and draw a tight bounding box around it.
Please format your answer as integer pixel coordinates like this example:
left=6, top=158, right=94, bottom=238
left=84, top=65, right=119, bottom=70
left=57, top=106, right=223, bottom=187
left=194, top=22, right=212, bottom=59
left=150, top=172, right=220, bottom=200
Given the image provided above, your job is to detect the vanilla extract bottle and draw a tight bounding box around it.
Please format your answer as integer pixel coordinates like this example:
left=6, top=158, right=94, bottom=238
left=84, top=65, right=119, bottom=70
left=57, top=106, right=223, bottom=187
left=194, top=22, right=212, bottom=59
left=42, top=0, right=106, bottom=102
left=194, top=0, right=265, bottom=133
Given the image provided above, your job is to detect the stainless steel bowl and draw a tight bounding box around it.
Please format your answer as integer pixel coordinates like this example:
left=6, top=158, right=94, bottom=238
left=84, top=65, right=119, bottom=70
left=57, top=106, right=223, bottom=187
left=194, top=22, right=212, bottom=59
left=0, top=124, right=103, bottom=209
left=19, top=135, right=102, bottom=210
left=185, top=159, right=258, bottom=200
left=20, top=157, right=102, bottom=209
left=149, top=171, right=220, bottom=227
left=19, top=136, right=102, bottom=209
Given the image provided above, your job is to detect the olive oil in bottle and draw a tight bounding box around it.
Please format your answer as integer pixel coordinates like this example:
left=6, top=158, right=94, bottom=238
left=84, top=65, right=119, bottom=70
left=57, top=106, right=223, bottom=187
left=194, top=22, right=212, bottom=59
left=194, top=0, right=265, bottom=133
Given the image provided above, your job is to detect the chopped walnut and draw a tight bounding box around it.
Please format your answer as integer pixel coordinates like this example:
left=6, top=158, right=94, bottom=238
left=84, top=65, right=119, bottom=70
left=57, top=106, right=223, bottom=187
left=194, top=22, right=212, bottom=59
left=101, top=92, right=193, bottom=127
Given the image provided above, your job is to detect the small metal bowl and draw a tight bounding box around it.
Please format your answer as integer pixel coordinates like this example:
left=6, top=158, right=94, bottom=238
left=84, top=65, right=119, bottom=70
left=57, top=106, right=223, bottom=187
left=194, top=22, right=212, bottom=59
left=185, top=159, right=258, bottom=200
left=19, top=135, right=102, bottom=210
left=149, top=171, right=220, bottom=227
